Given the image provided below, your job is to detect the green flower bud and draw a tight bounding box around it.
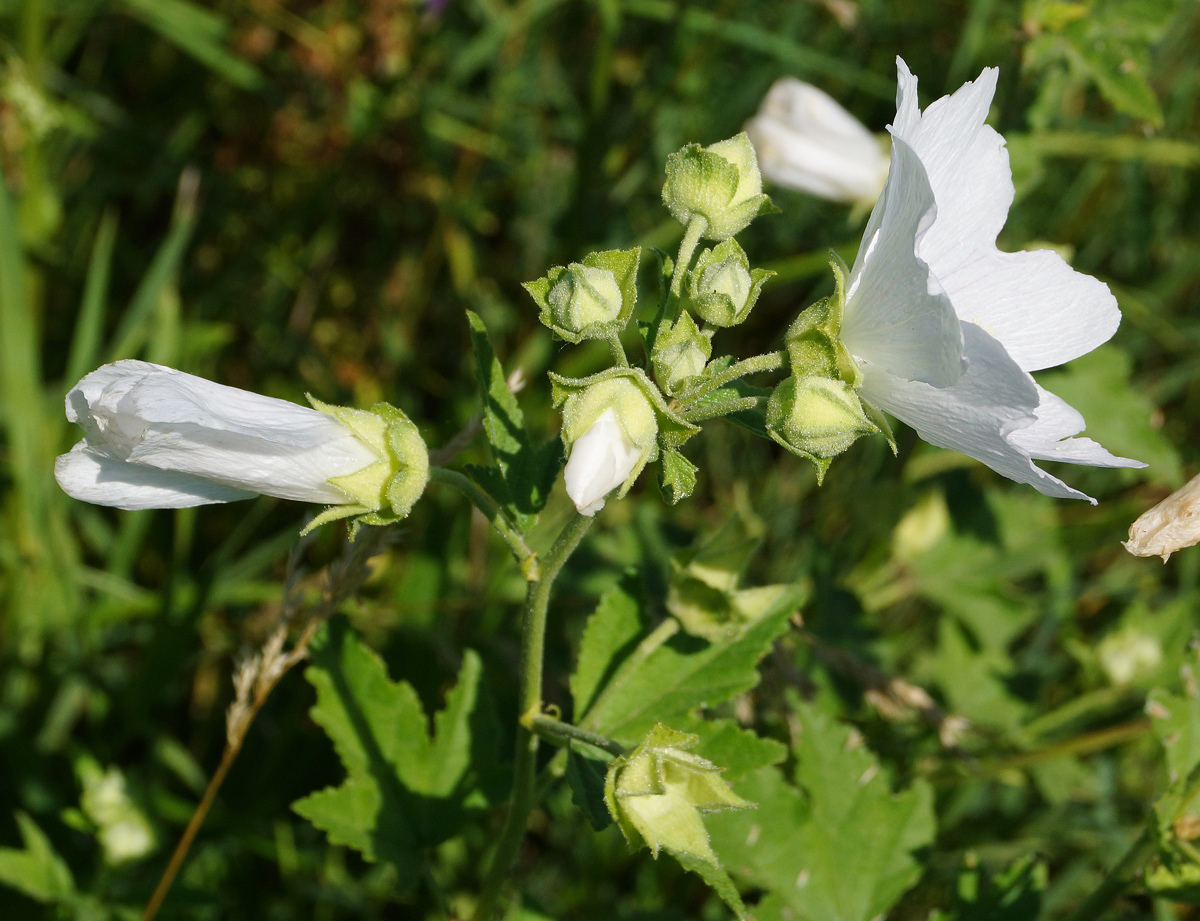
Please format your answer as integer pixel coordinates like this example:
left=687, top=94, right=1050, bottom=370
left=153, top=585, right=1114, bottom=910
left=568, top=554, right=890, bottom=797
left=662, top=133, right=778, bottom=241
left=765, top=375, right=877, bottom=481
left=549, top=264, right=623, bottom=329
left=605, top=724, right=752, bottom=863
left=651, top=312, right=712, bottom=395
left=303, top=398, right=429, bottom=533
left=523, top=247, right=641, bottom=343
left=688, top=238, right=775, bottom=327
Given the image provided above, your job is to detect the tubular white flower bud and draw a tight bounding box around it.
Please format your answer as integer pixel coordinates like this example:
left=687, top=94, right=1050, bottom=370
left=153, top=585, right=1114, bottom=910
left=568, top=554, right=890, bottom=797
left=54, top=361, right=425, bottom=519
left=562, top=409, right=644, bottom=517
left=746, top=78, right=890, bottom=205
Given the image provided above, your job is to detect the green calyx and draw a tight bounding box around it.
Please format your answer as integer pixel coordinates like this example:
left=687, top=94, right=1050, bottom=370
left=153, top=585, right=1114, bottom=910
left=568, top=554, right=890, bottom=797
left=605, top=724, right=752, bottom=863
left=651, top=311, right=712, bottom=396
left=524, top=247, right=641, bottom=343
left=688, top=238, right=775, bottom=328
left=662, top=133, right=778, bottom=242
left=302, top=398, right=430, bottom=535
left=784, top=252, right=859, bottom=385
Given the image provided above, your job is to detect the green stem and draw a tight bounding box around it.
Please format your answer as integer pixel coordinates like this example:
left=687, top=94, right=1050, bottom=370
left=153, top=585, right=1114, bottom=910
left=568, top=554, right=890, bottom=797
left=670, top=216, right=707, bottom=300
left=607, top=333, right=630, bottom=368
left=429, top=467, right=539, bottom=580
left=645, top=216, right=708, bottom=366
left=681, top=396, right=762, bottom=423
left=471, top=512, right=594, bottom=921
left=680, top=350, right=787, bottom=404
left=527, top=714, right=625, bottom=757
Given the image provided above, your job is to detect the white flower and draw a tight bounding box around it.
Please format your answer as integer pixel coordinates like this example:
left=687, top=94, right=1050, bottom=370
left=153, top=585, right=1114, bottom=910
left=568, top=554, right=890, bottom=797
left=563, top=409, right=645, bottom=517
left=56, top=360, right=393, bottom=511
left=839, top=59, right=1144, bottom=502
left=746, top=78, right=890, bottom=205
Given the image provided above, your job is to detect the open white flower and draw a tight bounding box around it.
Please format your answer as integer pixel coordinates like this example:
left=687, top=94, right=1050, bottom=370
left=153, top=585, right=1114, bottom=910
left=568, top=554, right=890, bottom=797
left=56, top=361, right=428, bottom=524
left=746, top=78, right=890, bottom=206
left=840, top=59, right=1144, bottom=502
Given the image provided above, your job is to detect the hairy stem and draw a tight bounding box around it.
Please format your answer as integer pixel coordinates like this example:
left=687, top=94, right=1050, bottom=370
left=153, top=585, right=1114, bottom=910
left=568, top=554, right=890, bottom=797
left=680, top=350, right=787, bottom=403
left=607, top=333, right=630, bottom=368
left=527, top=714, right=626, bottom=757
left=429, top=466, right=539, bottom=579
left=472, top=512, right=594, bottom=921
left=645, top=216, right=708, bottom=366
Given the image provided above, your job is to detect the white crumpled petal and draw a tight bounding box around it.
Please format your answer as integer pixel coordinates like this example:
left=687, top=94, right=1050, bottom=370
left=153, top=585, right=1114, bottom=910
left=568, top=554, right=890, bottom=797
left=563, top=409, right=643, bottom=517
left=1125, top=473, right=1200, bottom=562
left=55, top=442, right=255, bottom=509
left=842, top=135, right=964, bottom=389
left=746, top=78, right=889, bottom=204
left=891, top=60, right=1120, bottom=372
left=57, top=360, right=381, bottom=509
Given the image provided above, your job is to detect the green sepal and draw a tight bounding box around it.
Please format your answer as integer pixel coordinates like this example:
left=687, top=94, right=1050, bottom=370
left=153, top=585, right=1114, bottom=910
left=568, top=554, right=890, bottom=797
left=567, top=745, right=614, bottom=832
left=550, top=367, right=701, bottom=453
left=523, top=247, right=641, bottom=343
left=687, top=238, right=775, bottom=328
left=662, top=133, right=777, bottom=242
left=302, top=398, right=429, bottom=536
left=651, top=311, right=712, bottom=396
left=658, top=448, right=698, bottom=506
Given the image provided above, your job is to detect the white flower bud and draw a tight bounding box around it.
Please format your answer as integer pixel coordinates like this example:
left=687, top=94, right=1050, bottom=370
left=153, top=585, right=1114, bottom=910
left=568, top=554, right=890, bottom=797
left=561, top=378, right=659, bottom=516
left=55, top=361, right=428, bottom=525
left=746, top=78, right=889, bottom=205
left=1124, top=473, right=1200, bottom=562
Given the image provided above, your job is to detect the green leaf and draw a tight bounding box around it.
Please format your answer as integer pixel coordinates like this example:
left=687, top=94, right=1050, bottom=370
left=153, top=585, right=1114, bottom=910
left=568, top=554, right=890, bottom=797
left=0, top=812, right=76, bottom=904
left=293, top=618, right=485, bottom=888
left=123, top=0, right=264, bottom=90
left=579, top=591, right=799, bottom=745
left=680, top=717, right=788, bottom=782
left=571, top=587, right=644, bottom=720
left=657, top=448, right=698, bottom=505
left=929, top=856, right=1047, bottom=921
left=1148, top=683, right=1200, bottom=785
left=465, top=310, right=563, bottom=531
left=566, top=746, right=613, bottom=831
left=709, top=704, right=935, bottom=921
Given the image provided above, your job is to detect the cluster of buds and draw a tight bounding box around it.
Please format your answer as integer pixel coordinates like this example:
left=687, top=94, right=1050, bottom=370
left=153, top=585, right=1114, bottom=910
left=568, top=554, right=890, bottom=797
left=528, top=133, right=779, bottom=516
left=766, top=256, right=883, bottom=480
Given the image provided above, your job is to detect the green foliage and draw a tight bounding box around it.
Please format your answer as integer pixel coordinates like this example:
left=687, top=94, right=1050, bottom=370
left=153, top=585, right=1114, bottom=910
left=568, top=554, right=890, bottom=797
left=465, top=310, right=562, bottom=532
left=709, top=704, right=935, bottom=921
left=293, top=617, right=489, bottom=891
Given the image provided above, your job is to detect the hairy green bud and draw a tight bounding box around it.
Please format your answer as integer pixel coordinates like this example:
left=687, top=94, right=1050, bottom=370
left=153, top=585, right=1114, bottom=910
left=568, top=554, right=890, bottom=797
left=765, top=375, right=877, bottom=482
left=651, top=312, right=712, bottom=395
left=688, top=239, right=775, bottom=327
left=662, top=133, right=778, bottom=241
left=524, top=247, right=641, bottom=343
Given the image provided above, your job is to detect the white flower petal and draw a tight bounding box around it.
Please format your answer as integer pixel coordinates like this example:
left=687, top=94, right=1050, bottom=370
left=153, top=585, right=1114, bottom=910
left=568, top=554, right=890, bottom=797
left=55, top=442, right=255, bottom=510
left=68, top=361, right=379, bottom=504
left=1010, top=385, right=1146, bottom=468
left=892, top=58, right=1121, bottom=371
left=859, top=323, right=1105, bottom=502
left=842, top=135, right=964, bottom=388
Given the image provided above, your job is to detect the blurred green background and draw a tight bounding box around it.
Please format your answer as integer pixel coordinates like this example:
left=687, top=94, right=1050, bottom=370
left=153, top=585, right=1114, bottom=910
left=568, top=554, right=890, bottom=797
left=0, top=0, right=1198, bottom=918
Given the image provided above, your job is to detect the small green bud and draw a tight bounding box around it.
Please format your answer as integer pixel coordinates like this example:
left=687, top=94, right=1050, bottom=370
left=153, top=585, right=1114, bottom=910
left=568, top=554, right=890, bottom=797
left=303, top=399, right=429, bottom=533
left=549, top=264, right=623, bottom=329
left=785, top=252, right=860, bottom=385
left=651, top=312, right=712, bottom=395
left=688, top=239, right=775, bottom=327
left=662, top=133, right=778, bottom=241
left=524, top=247, right=641, bottom=343
left=766, top=375, right=877, bottom=481
left=605, top=724, right=752, bottom=863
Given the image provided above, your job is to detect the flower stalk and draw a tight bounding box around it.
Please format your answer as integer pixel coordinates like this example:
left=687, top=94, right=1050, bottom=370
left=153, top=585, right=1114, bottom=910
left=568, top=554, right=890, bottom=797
left=471, top=511, right=594, bottom=921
